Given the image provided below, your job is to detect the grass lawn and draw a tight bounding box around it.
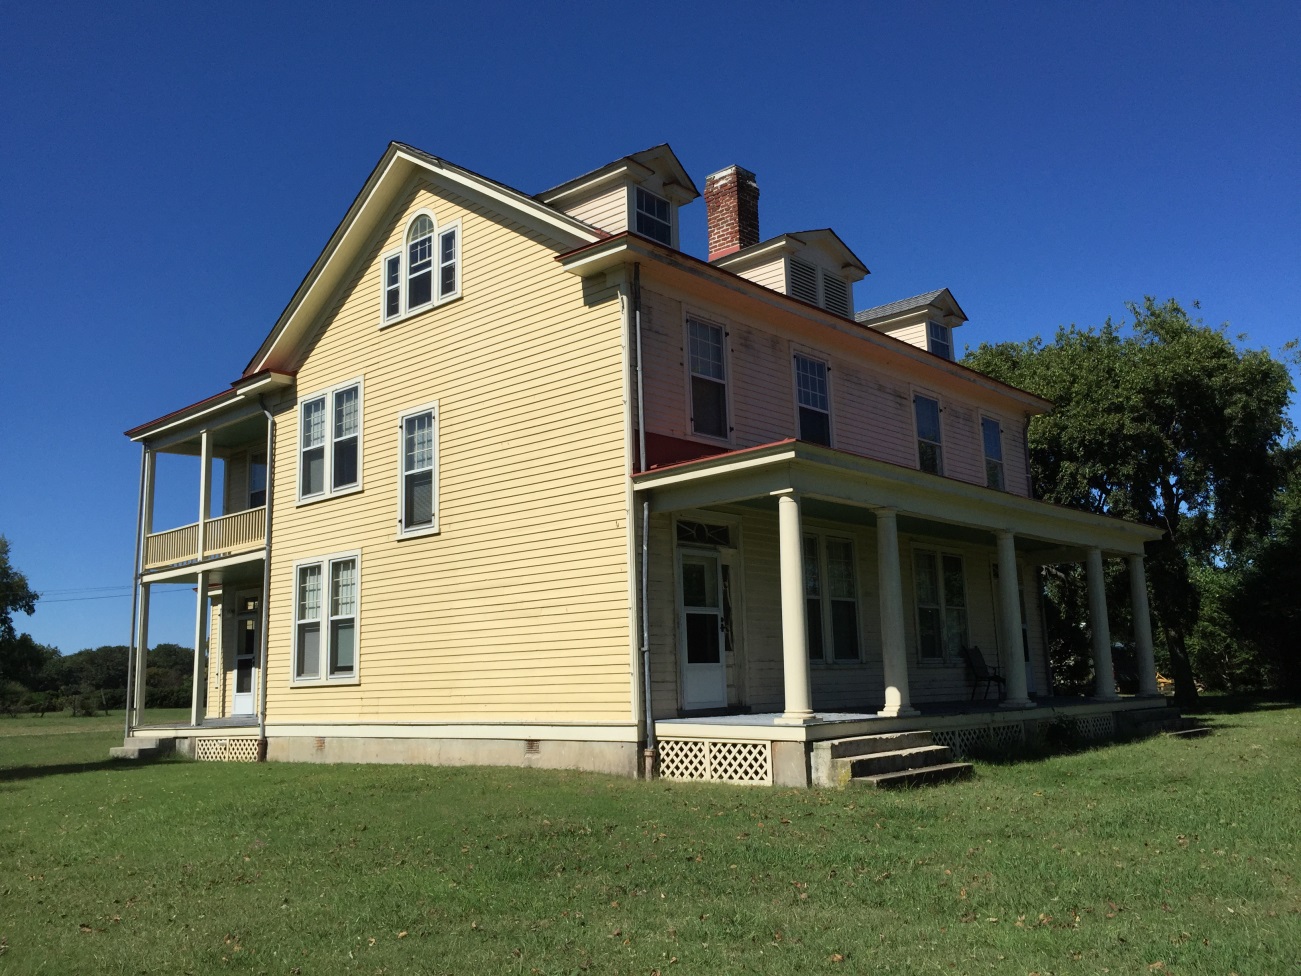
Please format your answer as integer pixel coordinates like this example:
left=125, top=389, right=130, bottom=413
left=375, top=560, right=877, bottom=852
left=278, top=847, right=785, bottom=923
left=0, top=703, right=1297, bottom=975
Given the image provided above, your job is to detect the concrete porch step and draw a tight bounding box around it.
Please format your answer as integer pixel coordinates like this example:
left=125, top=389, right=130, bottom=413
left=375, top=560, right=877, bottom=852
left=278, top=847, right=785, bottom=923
left=826, top=730, right=936, bottom=760
left=855, top=761, right=975, bottom=788
left=109, top=736, right=174, bottom=761
left=841, top=744, right=956, bottom=779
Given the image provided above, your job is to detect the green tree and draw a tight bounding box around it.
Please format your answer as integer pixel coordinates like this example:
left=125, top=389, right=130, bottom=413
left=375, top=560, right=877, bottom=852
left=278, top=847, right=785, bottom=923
left=964, top=299, right=1293, bottom=705
left=0, top=536, right=40, bottom=704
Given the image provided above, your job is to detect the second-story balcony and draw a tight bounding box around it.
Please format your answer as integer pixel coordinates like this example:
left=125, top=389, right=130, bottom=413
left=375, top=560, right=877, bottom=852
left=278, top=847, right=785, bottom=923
left=143, top=506, right=267, bottom=571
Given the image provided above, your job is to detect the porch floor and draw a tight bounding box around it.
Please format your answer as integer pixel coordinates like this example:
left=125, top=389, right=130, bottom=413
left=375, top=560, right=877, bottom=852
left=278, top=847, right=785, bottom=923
left=656, top=694, right=1169, bottom=742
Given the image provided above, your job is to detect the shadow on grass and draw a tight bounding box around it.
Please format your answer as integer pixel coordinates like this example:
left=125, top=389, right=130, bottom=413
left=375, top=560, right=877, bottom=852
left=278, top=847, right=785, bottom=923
left=0, top=756, right=182, bottom=785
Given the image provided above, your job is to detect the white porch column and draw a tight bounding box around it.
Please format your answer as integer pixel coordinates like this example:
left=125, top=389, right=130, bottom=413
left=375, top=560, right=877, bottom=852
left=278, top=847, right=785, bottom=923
left=1086, top=547, right=1118, bottom=700
left=197, top=428, right=212, bottom=560
left=190, top=571, right=209, bottom=727
left=134, top=582, right=150, bottom=726
left=876, top=508, right=918, bottom=717
left=995, top=531, right=1033, bottom=708
left=774, top=491, right=815, bottom=724
left=1129, top=554, right=1160, bottom=696
left=142, top=449, right=157, bottom=537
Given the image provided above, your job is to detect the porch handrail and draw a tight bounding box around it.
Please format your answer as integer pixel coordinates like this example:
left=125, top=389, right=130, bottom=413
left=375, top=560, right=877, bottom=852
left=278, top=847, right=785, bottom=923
left=205, top=507, right=266, bottom=556
left=143, top=522, right=200, bottom=569
left=142, top=507, right=267, bottom=571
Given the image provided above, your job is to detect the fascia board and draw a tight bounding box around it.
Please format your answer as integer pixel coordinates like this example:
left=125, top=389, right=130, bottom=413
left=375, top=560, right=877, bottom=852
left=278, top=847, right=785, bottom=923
left=635, top=444, right=1161, bottom=554
left=537, top=163, right=641, bottom=204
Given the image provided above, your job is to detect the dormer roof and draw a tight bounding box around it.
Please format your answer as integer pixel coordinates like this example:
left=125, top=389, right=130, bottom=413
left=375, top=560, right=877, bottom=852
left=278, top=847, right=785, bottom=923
left=536, top=144, right=700, bottom=207
left=712, top=228, right=869, bottom=281
left=855, top=288, right=967, bottom=327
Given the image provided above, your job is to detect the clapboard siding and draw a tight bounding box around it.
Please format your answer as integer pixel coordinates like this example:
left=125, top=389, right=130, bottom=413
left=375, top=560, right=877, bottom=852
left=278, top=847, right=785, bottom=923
left=638, top=281, right=1033, bottom=497
left=554, top=184, right=628, bottom=235
left=263, top=176, right=632, bottom=725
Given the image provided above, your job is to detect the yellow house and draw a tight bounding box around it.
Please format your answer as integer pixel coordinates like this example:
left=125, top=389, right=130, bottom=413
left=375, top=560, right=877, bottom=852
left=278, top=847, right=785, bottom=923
left=119, top=143, right=1167, bottom=786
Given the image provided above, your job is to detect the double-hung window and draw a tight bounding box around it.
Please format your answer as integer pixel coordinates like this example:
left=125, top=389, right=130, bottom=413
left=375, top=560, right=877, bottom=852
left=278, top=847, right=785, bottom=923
left=299, top=380, right=362, bottom=502
left=914, top=393, right=943, bottom=475
left=248, top=452, right=267, bottom=508
left=687, top=317, right=728, bottom=439
left=794, top=353, right=831, bottom=445
left=927, top=321, right=953, bottom=360
left=399, top=403, right=439, bottom=536
left=294, top=552, right=359, bottom=682
left=634, top=187, right=672, bottom=245
left=804, top=533, right=861, bottom=663
left=380, top=211, right=461, bottom=325
left=913, top=550, right=968, bottom=662
left=982, top=416, right=1005, bottom=490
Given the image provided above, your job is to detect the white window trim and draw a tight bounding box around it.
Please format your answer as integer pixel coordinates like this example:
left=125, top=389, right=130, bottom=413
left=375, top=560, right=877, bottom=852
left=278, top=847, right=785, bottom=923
left=790, top=346, right=834, bottom=447
left=296, top=377, right=364, bottom=505
left=631, top=185, right=675, bottom=248
left=804, top=527, right=864, bottom=665
left=291, top=549, right=362, bottom=687
left=682, top=310, right=733, bottom=445
left=396, top=400, right=441, bottom=540
left=981, top=414, right=1006, bottom=491
left=911, top=547, right=969, bottom=666
left=911, top=388, right=944, bottom=476
left=379, top=209, right=463, bottom=328
left=927, top=321, right=953, bottom=360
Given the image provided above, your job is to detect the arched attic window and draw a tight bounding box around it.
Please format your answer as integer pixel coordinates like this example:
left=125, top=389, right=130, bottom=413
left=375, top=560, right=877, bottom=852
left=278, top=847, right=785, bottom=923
left=381, top=210, right=462, bottom=325
left=406, top=214, right=435, bottom=312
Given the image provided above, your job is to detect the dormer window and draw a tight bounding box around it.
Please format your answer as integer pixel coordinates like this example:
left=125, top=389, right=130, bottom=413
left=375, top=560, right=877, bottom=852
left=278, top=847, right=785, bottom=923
left=381, top=211, right=461, bottom=325
left=789, top=258, right=852, bottom=317
left=635, top=187, right=672, bottom=245
left=927, top=321, right=953, bottom=360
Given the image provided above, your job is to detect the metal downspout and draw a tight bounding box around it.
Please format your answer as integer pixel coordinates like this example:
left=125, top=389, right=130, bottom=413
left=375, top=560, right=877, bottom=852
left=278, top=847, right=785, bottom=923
left=256, top=399, right=275, bottom=758
left=123, top=443, right=147, bottom=741
left=633, top=263, right=656, bottom=774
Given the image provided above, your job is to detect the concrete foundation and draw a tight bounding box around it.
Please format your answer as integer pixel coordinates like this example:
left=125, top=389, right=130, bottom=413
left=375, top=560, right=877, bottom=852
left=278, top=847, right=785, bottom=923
left=263, top=735, right=641, bottom=777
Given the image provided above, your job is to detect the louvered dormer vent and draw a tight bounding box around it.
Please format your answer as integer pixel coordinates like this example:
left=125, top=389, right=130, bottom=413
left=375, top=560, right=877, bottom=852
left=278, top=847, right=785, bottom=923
left=822, top=272, right=851, bottom=317
left=790, top=258, right=819, bottom=304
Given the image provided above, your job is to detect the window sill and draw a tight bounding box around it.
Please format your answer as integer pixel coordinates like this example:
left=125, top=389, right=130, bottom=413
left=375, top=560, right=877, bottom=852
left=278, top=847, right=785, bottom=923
left=295, top=484, right=363, bottom=508
left=811, top=660, right=867, bottom=668
left=290, top=676, right=361, bottom=688
left=380, top=293, right=462, bottom=330
left=395, top=524, right=441, bottom=541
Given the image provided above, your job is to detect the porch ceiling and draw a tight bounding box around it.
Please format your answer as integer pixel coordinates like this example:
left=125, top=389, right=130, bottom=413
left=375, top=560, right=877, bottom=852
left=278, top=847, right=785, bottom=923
left=634, top=440, right=1162, bottom=557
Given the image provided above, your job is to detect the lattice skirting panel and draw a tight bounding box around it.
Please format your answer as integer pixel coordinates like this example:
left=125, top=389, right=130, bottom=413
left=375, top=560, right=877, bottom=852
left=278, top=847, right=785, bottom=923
left=194, top=737, right=260, bottom=762
left=1073, top=714, right=1116, bottom=741
left=659, top=739, right=773, bottom=785
left=932, top=725, right=1026, bottom=758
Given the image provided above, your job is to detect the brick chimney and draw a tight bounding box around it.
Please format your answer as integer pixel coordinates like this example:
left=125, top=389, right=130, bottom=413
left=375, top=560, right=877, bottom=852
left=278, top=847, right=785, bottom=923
left=705, top=165, right=760, bottom=261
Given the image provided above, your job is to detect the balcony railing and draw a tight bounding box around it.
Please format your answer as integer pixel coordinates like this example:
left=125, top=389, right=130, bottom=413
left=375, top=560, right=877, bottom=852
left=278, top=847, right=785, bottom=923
left=143, top=507, right=266, bottom=571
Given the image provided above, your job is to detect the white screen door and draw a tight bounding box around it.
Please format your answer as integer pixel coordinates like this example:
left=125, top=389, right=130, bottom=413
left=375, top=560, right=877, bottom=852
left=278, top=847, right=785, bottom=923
left=232, top=592, right=260, bottom=715
left=679, top=551, right=727, bottom=709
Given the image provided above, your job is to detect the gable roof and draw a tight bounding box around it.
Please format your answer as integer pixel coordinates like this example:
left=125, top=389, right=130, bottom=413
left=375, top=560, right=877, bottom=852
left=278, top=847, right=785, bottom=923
left=244, top=142, right=605, bottom=376
left=536, top=144, right=700, bottom=206
left=855, top=287, right=967, bottom=326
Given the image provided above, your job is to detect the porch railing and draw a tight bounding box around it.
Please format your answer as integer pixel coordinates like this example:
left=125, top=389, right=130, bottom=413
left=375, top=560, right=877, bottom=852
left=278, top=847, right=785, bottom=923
left=143, top=523, right=200, bottom=570
left=205, top=507, right=266, bottom=557
left=142, top=507, right=266, bottom=571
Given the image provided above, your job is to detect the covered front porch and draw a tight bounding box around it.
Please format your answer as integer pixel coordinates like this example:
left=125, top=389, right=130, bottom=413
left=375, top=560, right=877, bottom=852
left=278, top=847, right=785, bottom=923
left=634, top=441, right=1167, bottom=785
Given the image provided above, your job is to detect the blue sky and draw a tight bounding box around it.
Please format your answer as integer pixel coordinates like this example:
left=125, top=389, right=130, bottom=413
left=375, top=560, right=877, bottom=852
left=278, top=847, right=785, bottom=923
left=2, top=1, right=1298, bottom=654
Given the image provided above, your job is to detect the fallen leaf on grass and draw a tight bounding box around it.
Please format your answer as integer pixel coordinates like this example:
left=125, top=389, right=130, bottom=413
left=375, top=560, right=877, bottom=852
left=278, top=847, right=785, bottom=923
left=830, top=953, right=845, bottom=963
